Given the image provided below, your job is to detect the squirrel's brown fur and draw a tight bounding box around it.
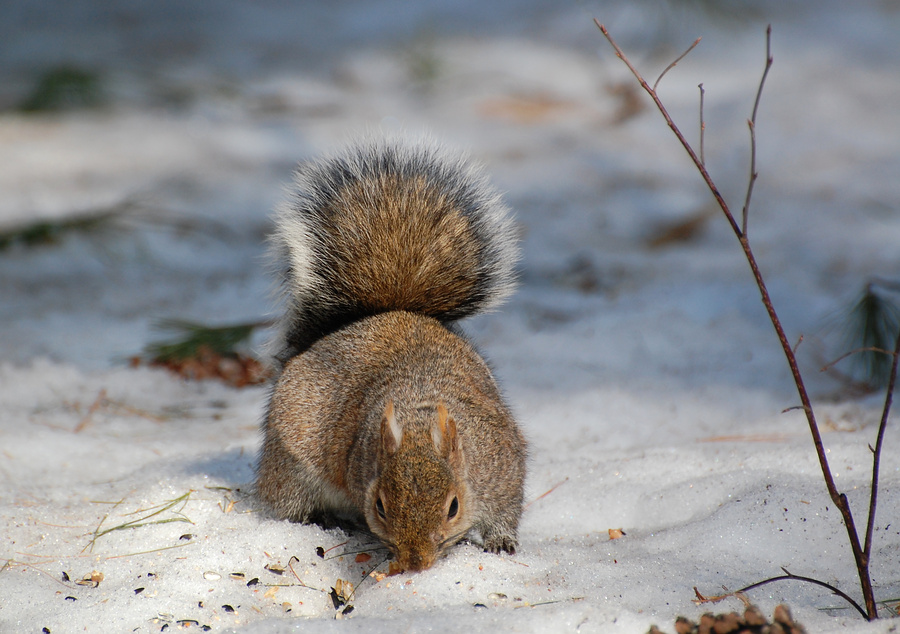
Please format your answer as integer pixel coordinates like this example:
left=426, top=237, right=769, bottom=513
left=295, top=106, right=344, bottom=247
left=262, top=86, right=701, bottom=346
left=257, top=139, right=525, bottom=572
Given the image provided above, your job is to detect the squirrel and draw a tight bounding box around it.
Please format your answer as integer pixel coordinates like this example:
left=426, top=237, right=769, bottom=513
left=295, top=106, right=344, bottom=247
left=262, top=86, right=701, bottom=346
left=256, top=139, right=527, bottom=572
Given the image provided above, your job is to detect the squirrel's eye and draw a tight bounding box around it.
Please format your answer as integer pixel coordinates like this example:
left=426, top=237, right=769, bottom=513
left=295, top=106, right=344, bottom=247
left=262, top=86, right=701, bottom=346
left=375, top=497, right=386, bottom=520
left=447, top=496, right=459, bottom=520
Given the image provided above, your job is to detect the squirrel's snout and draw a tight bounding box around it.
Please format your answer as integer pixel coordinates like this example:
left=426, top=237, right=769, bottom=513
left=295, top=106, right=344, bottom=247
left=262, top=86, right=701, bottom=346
left=397, top=547, right=436, bottom=572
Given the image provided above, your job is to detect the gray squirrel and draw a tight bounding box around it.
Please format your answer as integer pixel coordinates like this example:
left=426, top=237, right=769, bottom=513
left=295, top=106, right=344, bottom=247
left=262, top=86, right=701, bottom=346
left=256, top=139, right=526, bottom=572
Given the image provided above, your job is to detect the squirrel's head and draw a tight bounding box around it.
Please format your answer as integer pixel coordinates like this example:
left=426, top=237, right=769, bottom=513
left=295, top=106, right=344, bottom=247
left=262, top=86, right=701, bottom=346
left=364, top=400, right=471, bottom=572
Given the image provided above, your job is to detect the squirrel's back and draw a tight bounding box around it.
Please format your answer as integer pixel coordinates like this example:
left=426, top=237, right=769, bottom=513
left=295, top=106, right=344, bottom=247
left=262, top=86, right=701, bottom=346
left=269, top=139, right=518, bottom=362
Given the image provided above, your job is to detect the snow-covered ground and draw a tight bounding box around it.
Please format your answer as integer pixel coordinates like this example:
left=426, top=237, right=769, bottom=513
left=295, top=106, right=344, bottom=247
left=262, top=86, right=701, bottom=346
left=2, top=1, right=900, bottom=632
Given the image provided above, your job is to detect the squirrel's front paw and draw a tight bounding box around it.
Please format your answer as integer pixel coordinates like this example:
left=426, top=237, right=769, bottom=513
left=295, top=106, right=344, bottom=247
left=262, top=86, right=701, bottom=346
left=482, top=535, right=517, bottom=555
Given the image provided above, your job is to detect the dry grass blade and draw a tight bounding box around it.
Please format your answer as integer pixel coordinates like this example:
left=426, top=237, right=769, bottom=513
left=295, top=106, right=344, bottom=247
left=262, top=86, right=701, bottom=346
left=85, top=491, right=194, bottom=552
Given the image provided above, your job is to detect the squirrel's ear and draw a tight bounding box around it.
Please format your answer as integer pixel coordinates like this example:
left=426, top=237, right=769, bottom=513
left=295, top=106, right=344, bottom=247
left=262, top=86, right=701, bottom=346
left=435, top=403, right=461, bottom=464
left=381, top=400, right=402, bottom=456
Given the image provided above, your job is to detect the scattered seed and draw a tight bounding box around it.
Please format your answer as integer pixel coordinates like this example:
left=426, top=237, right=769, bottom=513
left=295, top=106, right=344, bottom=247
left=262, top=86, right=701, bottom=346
left=473, top=603, right=487, bottom=609
left=134, top=587, right=144, bottom=595
left=222, top=605, right=234, bottom=613
left=342, top=605, right=354, bottom=616
left=282, top=602, right=292, bottom=613
left=264, top=563, right=284, bottom=575
left=42, top=628, right=50, bottom=633
left=608, top=528, right=626, bottom=540
left=247, top=577, right=259, bottom=587
left=176, top=619, right=199, bottom=627
left=203, top=571, right=221, bottom=581
left=179, top=534, right=194, bottom=541
left=75, top=570, right=104, bottom=588
left=316, top=546, right=325, bottom=558
left=229, top=572, right=245, bottom=580
left=61, top=572, right=70, bottom=582
left=64, top=596, right=76, bottom=602
left=329, top=588, right=343, bottom=610
left=161, top=625, right=168, bottom=632
left=201, top=627, right=211, bottom=632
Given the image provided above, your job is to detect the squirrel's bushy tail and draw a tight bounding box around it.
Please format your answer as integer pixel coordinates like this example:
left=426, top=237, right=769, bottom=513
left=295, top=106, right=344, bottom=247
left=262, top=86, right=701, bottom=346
left=269, top=139, right=518, bottom=362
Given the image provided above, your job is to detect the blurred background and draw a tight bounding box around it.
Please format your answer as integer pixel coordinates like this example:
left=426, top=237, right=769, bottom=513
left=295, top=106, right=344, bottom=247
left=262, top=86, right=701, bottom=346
left=2, top=0, right=900, bottom=395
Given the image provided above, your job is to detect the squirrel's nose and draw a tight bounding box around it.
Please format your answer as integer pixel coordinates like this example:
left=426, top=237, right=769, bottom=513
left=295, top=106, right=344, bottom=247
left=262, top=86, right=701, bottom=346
left=399, top=549, right=435, bottom=572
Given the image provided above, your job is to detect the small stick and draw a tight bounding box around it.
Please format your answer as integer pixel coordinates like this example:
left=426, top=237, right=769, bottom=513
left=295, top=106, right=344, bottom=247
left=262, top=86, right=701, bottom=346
left=322, top=541, right=349, bottom=556
left=698, top=84, right=706, bottom=166
left=792, top=334, right=804, bottom=356
left=525, top=477, right=569, bottom=510
left=596, top=21, right=877, bottom=619
left=740, top=25, right=773, bottom=237
left=653, top=37, right=702, bottom=92
left=595, top=20, right=741, bottom=237
left=74, top=389, right=107, bottom=433
left=820, top=346, right=897, bottom=373
left=734, top=569, right=868, bottom=620
left=286, top=556, right=330, bottom=594
left=864, top=323, right=900, bottom=568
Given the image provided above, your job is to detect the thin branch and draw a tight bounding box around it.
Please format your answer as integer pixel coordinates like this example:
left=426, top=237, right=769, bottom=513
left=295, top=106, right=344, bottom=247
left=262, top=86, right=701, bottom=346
left=653, top=37, right=702, bottom=92
left=820, top=346, right=897, bottom=373
left=792, top=334, right=804, bottom=355
left=698, top=84, right=706, bottom=166
left=596, top=21, right=877, bottom=620
left=525, top=477, right=570, bottom=510
left=864, top=323, right=900, bottom=563
left=595, top=20, right=742, bottom=238
left=735, top=569, right=868, bottom=620
left=740, top=25, right=773, bottom=237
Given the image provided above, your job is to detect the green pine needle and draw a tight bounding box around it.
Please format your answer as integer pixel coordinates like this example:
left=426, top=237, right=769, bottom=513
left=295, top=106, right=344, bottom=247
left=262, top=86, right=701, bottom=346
left=842, top=285, right=900, bottom=389
left=0, top=210, right=118, bottom=251
left=144, top=319, right=258, bottom=362
left=19, top=66, right=105, bottom=112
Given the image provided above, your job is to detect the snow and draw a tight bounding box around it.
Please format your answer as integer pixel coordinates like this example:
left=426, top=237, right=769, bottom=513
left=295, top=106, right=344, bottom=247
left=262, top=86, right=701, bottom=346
left=2, top=1, right=900, bottom=632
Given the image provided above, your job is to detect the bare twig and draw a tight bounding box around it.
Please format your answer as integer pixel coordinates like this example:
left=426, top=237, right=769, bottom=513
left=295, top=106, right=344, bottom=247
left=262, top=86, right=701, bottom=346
left=287, top=556, right=330, bottom=594
left=736, top=569, right=868, bottom=621
left=820, top=346, right=897, bottom=373
left=525, top=477, right=570, bottom=510
left=653, top=37, right=702, bottom=92
left=698, top=84, right=706, bottom=166
left=595, top=19, right=740, bottom=237
left=74, top=389, right=107, bottom=433
left=596, top=21, right=878, bottom=619
left=740, top=25, right=773, bottom=237
left=864, top=324, right=900, bottom=559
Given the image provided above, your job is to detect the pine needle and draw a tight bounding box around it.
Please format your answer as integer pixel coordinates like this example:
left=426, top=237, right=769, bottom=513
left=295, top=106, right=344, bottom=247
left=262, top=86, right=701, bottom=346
left=841, top=285, right=900, bottom=389
left=144, top=319, right=258, bottom=362
left=0, top=210, right=119, bottom=251
left=85, top=491, right=194, bottom=552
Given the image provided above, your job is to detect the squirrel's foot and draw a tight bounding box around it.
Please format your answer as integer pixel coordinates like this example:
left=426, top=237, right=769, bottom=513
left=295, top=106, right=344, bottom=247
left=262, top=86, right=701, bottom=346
left=482, top=535, right=517, bottom=555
